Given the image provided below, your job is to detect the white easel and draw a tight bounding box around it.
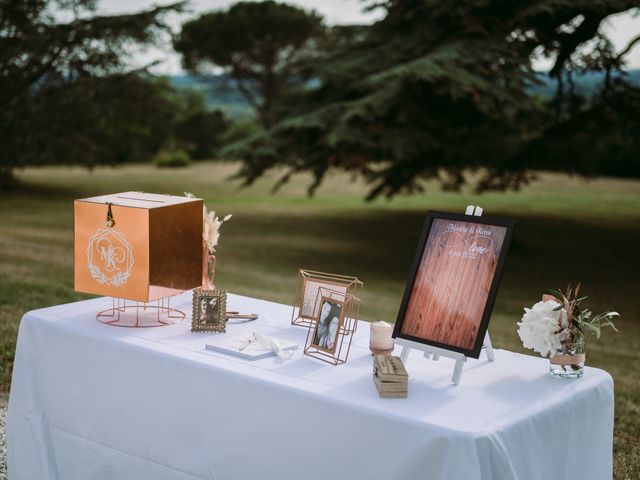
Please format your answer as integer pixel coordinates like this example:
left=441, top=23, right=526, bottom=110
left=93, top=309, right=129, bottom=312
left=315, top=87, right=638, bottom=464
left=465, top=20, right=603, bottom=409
left=397, top=205, right=495, bottom=385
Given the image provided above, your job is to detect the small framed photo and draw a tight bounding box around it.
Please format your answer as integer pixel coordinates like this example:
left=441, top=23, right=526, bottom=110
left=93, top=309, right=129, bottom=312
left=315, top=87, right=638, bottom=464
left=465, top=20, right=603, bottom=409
left=311, top=297, right=345, bottom=354
left=192, top=289, right=228, bottom=333
left=304, top=286, right=360, bottom=365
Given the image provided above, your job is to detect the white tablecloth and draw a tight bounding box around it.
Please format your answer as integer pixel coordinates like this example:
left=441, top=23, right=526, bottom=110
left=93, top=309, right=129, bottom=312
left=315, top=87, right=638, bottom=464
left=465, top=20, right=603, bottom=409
left=8, top=292, right=614, bottom=480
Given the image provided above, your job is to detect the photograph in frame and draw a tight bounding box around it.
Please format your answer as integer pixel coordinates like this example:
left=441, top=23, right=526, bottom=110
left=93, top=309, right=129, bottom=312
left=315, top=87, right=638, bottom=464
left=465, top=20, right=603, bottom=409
left=191, top=289, right=227, bottom=333
left=311, top=296, right=345, bottom=354
left=300, top=277, right=348, bottom=319
left=393, top=211, right=514, bottom=358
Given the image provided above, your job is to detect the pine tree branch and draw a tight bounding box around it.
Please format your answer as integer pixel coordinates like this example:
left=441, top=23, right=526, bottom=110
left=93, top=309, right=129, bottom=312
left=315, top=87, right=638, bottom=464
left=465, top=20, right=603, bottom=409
left=229, top=62, right=260, bottom=112
left=616, top=34, right=640, bottom=60
left=550, top=14, right=605, bottom=78
left=62, top=1, right=187, bottom=31
left=1, top=47, right=64, bottom=109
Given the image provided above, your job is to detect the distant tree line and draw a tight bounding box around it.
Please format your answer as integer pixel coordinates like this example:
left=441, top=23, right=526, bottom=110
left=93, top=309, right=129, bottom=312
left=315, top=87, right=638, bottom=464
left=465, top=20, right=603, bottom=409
left=1, top=0, right=639, bottom=196
left=175, top=1, right=323, bottom=130
left=0, top=0, right=226, bottom=184
left=188, top=0, right=640, bottom=197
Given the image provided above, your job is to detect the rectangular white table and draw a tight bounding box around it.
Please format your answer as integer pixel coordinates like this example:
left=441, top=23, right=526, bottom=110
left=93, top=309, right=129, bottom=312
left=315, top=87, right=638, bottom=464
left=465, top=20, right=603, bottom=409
left=8, top=292, right=614, bottom=480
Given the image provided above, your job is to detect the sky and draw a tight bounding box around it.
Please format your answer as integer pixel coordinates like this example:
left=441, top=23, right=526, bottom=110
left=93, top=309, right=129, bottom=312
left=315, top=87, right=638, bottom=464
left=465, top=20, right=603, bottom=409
left=98, top=0, right=640, bottom=74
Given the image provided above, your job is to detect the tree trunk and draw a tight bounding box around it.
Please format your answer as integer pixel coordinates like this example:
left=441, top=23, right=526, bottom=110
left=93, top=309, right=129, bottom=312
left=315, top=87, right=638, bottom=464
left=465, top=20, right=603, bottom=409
left=0, top=165, right=15, bottom=189
left=258, top=107, right=273, bottom=130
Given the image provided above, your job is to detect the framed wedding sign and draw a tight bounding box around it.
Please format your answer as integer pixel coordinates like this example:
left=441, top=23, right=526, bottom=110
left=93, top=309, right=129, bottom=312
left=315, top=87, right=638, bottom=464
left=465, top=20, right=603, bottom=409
left=393, top=211, right=514, bottom=359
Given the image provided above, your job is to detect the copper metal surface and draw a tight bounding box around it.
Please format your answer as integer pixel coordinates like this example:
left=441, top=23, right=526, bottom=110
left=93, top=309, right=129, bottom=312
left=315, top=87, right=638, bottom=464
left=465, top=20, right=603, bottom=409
left=74, top=192, right=203, bottom=303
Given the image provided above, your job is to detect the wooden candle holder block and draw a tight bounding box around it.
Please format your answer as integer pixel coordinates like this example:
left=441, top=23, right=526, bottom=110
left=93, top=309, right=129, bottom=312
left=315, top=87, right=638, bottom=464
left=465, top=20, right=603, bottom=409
left=373, top=355, right=408, bottom=398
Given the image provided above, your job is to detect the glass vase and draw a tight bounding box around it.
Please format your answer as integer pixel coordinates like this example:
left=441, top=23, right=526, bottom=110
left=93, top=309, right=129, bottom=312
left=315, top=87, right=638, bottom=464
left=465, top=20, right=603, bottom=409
left=549, top=335, right=585, bottom=379
left=201, top=245, right=216, bottom=291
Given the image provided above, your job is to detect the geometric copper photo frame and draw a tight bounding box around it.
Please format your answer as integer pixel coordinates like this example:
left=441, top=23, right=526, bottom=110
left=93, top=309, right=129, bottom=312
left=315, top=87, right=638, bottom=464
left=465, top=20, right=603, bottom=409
left=304, top=286, right=360, bottom=366
left=291, top=269, right=362, bottom=329
left=191, top=288, right=228, bottom=333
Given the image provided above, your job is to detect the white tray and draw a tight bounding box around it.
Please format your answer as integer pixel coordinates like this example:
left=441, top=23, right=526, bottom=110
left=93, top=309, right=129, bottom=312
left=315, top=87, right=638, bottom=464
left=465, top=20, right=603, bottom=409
left=205, top=334, right=298, bottom=360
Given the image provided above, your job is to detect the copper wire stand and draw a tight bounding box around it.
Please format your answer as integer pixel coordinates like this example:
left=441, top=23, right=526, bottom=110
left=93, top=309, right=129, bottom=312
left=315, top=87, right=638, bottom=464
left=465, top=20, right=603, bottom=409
left=97, top=296, right=186, bottom=328
left=291, top=269, right=362, bottom=329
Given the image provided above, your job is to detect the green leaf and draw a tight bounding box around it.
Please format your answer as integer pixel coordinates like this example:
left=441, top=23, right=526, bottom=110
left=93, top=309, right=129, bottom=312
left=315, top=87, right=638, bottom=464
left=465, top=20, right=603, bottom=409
left=600, top=319, right=619, bottom=333
left=581, top=322, right=601, bottom=338
left=547, top=289, right=563, bottom=299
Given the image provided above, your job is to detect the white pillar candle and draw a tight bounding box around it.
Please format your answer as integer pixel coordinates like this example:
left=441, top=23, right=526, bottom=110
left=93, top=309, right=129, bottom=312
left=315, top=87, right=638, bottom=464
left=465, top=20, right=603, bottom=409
left=369, top=321, right=394, bottom=355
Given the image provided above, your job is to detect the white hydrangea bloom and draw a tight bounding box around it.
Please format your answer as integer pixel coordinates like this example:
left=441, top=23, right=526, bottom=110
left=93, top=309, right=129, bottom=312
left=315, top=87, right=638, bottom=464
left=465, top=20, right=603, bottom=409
left=517, top=300, right=567, bottom=357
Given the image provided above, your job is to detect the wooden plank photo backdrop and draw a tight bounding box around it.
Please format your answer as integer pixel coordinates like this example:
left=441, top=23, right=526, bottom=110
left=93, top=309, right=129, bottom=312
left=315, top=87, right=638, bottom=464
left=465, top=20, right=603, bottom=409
left=400, top=218, right=507, bottom=351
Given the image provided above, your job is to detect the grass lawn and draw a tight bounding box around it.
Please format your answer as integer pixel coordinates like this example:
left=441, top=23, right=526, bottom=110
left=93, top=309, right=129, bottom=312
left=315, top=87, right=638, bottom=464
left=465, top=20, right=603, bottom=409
left=1, top=163, right=639, bottom=478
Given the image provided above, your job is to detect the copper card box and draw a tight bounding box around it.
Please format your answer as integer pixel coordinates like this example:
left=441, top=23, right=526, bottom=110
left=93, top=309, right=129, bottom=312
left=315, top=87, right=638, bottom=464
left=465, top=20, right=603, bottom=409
left=74, top=192, right=203, bottom=302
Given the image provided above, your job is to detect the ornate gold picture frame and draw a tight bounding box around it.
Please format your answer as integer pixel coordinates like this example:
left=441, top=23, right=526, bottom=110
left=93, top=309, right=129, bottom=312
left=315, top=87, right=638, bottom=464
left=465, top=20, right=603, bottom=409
left=192, top=288, right=228, bottom=333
